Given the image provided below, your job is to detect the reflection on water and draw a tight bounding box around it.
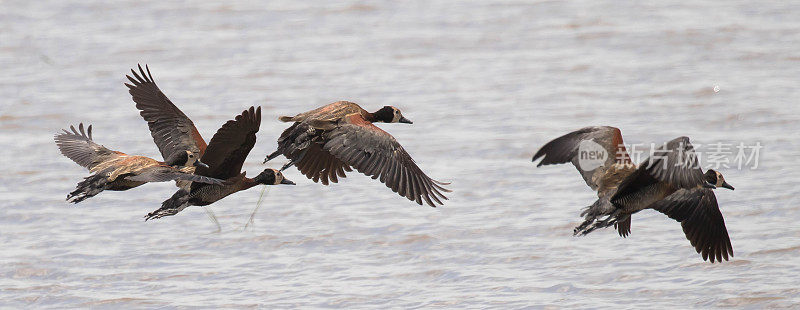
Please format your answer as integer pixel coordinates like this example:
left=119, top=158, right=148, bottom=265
left=2, top=0, right=800, bottom=308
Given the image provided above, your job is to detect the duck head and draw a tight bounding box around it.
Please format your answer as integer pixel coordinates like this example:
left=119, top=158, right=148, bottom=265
left=704, top=169, right=734, bottom=190
left=372, top=106, right=413, bottom=124
left=254, top=168, right=295, bottom=185
left=166, top=150, right=209, bottom=168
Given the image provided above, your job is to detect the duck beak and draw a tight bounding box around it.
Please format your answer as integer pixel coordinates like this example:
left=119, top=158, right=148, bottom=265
left=399, top=116, right=413, bottom=124
left=721, top=181, right=735, bottom=190
left=703, top=181, right=717, bottom=189
left=280, top=178, right=296, bottom=185
left=194, top=159, right=209, bottom=168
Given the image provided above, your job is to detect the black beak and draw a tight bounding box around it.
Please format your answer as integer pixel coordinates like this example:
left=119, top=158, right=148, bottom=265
left=721, top=181, right=734, bottom=190
left=399, top=116, right=413, bottom=124
left=194, top=159, right=209, bottom=168
left=703, top=181, right=717, bottom=189
left=280, top=178, right=295, bottom=185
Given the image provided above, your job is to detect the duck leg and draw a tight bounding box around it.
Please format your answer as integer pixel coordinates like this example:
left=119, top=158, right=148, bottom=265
left=577, top=209, right=623, bottom=236
left=573, top=219, right=594, bottom=236
left=263, top=149, right=282, bottom=164
left=280, top=159, right=296, bottom=171
left=574, top=205, right=598, bottom=235
left=144, top=189, right=191, bottom=221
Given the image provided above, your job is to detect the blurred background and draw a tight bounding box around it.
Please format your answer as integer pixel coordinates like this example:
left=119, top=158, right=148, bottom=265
left=1, top=0, right=799, bottom=308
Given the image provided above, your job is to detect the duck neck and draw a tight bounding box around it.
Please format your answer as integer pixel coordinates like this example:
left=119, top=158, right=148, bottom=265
left=364, top=112, right=379, bottom=122
left=368, top=108, right=392, bottom=123
left=241, top=177, right=260, bottom=190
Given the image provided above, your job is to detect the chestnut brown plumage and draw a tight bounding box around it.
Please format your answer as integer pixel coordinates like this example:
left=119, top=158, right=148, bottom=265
left=265, top=101, right=450, bottom=207
left=533, top=126, right=734, bottom=263
left=54, top=123, right=223, bottom=203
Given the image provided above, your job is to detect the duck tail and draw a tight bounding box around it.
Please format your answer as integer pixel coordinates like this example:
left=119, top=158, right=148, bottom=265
left=67, top=173, right=109, bottom=203
left=278, top=116, right=294, bottom=122
left=144, top=189, right=190, bottom=221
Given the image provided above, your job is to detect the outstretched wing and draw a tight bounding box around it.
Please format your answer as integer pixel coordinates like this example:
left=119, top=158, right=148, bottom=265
left=651, top=188, right=733, bottom=263
left=532, top=126, right=632, bottom=191
left=322, top=114, right=451, bottom=207
left=125, top=64, right=207, bottom=160
left=270, top=122, right=354, bottom=185
left=194, top=106, right=261, bottom=181
left=295, top=140, right=353, bottom=185
left=641, top=136, right=705, bottom=188
left=613, top=136, right=705, bottom=200
left=54, top=123, right=123, bottom=171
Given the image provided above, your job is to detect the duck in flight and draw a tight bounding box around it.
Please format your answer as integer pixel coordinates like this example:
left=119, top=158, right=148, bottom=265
left=264, top=101, right=450, bottom=207
left=532, top=126, right=735, bottom=263
left=55, top=123, right=223, bottom=203
left=124, top=64, right=209, bottom=191
left=144, top=106, right=295, bottom=220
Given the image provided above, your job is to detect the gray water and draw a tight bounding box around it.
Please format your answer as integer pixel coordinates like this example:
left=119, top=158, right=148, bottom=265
left=2, top=0, right=800, bottom=308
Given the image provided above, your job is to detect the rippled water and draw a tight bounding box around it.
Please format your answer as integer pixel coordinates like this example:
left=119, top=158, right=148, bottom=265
left=2, top=0, right=800, bottom=308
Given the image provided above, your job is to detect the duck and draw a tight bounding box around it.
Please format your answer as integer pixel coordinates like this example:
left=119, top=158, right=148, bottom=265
left=532, top=126, right=735, bottom=263
left=124, top=64, right=208, bottom=191
left=55, top=123, right=223, bottom=203
left=144, top=106, right=295, bottom=220
left=263, top=101, right=450, bottom=207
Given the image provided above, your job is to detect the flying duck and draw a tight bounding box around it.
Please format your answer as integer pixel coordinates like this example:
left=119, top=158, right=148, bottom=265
left=124, top=64, right=208, bottom=191
left=144, top=106, right=295, bottom=220
left=264, top=101, right=450, bottom=207
left=532, top=126, right=735, bottom=263
left=55, top=123, right=223, bottom=203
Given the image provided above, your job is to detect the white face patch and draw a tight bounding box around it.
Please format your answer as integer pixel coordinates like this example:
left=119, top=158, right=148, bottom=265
left=185, top=151, right=197, bottom=165
left=716, top=171, right=725, bottom=187
left=274, top=171, right=284, bottom=185
left=391, top=109, right=402, bottom=123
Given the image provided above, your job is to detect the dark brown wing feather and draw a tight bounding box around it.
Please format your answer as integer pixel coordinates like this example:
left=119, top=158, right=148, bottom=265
left=294, top=142, right=353, bottom=185
left=613, top=136, right=705, bottom=200
left=532, top=126, right=631, bottom=191
left=54, top=123, right=122, bottom=170
left=125, top=64, right=207, bottom=160
left=270, top=122, right=353, bottom=185
left=322, top=120, right=450, bottom=207
left=193, top=106, right=261, bottom=182
left=641, top=136, right=705, bottom=188
left=615, top=216, right=632, bottom=237
left=651, top=188, right=733, bottom=263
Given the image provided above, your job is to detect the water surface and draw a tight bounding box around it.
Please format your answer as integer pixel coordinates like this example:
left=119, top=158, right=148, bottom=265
left=1, top=0, right=799, bottom=308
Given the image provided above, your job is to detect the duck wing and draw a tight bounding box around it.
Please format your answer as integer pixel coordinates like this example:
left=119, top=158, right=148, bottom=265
left=532, top=126, right=632, bottom=191
left=651, top=188, right=733, bottom=263
left=193, top=106, right=261, bottom=182
left=321, top=115, right=450, bottom=207
left=640, top=136, right=706, bottom=188
left=612, top=136, right=705, bottom=201
left=54, top=123, right=124, bottom=171
left=125, top=64, right=207, bottom=160
left=268, top=122, right=353, bottom=185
